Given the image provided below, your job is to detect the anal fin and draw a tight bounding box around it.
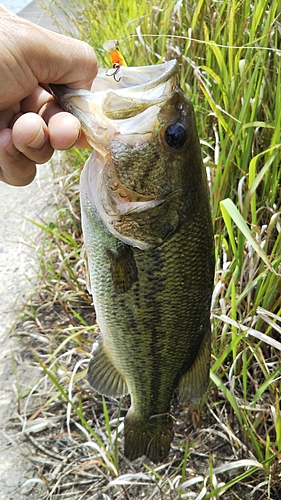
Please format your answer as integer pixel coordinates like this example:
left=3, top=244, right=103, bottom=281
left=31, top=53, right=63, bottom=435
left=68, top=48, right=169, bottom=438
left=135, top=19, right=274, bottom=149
left=88, top=339, right=128, bottom=398
left=178, top=327, right=211, bottom=402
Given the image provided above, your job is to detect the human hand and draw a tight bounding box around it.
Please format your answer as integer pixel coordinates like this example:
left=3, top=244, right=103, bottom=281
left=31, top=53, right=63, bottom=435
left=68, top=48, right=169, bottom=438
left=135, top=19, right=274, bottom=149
left=0, top=5, right=98, bottom=186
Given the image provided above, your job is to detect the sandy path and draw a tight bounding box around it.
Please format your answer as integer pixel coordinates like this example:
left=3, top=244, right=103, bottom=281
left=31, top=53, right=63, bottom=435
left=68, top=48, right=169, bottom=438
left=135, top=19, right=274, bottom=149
left=0, top=163, right=56, bottom=498
left=0, top=3, right=76, bottom=496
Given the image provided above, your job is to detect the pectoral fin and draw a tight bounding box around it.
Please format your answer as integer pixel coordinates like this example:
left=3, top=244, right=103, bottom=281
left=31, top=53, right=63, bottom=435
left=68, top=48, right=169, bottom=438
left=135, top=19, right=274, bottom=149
left=106, top=243, right=138, bottom=293
left=178, top=328, right=211, bottom=402
left=88, top=340, right=128, bottom=397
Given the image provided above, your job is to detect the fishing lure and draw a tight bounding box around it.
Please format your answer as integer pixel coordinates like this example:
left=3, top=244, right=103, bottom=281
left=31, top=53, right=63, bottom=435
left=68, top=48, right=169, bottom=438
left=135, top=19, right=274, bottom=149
left=103, top=39, right=125, bottom=82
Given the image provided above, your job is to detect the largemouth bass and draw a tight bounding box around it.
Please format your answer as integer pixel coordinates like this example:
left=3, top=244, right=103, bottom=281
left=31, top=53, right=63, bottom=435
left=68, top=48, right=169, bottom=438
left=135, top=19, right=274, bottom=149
left=50, top=59, right=214, bottom=463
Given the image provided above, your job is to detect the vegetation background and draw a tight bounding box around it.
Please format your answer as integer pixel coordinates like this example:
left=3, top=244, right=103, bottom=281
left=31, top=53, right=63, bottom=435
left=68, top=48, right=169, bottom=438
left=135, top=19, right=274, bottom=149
left=12, top=0, right=281, bottom=498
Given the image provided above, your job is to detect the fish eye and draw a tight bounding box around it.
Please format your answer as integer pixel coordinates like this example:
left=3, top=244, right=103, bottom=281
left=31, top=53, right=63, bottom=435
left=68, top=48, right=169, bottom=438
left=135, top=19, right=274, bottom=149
left=164, top=123, right=188, bottom=150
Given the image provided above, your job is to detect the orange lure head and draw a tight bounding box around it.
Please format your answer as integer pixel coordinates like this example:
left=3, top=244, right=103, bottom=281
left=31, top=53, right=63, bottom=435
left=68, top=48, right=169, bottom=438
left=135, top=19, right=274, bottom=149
left=103, top=39, right=126, bottom=68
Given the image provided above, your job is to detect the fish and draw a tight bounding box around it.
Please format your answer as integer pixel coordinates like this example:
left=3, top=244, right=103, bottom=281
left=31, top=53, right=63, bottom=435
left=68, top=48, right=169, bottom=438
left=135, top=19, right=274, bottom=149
left=49, top=58, right=214, bottom=463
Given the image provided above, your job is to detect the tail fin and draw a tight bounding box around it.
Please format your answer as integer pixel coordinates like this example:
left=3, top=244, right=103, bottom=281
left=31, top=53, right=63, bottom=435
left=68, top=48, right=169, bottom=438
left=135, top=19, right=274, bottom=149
left=124, top=412, right=174, bottom=463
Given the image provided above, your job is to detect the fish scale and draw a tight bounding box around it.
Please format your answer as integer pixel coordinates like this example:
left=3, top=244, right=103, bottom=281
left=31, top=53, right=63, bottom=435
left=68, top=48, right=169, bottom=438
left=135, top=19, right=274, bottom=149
left=49, top=59, right=215, bottom=462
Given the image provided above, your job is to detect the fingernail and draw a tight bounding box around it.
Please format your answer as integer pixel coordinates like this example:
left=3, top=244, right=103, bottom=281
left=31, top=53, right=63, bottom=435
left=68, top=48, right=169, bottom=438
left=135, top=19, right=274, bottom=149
left=5, top=142, right=19, bottom=158
left=27, top=126, right=46, bottom=150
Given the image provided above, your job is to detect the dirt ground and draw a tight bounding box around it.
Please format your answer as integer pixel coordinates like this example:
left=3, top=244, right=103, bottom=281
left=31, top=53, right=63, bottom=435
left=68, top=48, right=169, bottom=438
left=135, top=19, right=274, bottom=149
left=0, top=161, right=57, bottom=499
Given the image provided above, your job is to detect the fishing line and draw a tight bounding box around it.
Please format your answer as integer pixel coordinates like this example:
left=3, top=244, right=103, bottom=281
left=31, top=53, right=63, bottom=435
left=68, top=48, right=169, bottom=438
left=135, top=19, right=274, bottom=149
left=121, top=33, right=281, bottom=55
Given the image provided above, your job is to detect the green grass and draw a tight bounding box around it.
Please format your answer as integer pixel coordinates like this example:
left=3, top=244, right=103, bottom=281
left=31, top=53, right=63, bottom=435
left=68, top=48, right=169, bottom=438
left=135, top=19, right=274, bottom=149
left=17, top=0, right=281, bottom=497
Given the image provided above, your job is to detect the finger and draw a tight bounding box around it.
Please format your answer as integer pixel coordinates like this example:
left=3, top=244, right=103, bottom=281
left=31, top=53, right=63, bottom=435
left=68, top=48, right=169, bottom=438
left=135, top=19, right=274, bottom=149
left=22, top=90, right=90, bottom=149
left=38, top=100, right=89, bottom=149
left=36, top=35, right=98, bottom=89
left=0, top=128, right=36, bottom=186
left=21, top=85, right=54, bottom=114
left=12, top=113, right=54, bottom=164
left=48, top=111, right=90, bottom=150
left=0, top=103, right=21, bottom=130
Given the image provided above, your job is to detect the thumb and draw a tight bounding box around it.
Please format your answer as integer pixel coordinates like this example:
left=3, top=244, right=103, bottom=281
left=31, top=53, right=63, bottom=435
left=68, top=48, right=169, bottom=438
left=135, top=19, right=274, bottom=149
left=0, top=6, right=98, bottom=108
left=32, top=31, right=98, bottom=89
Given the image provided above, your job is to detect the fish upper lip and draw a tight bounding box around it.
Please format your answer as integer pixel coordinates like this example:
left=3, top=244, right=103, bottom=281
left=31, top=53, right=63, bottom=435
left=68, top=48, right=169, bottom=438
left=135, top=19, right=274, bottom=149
left=92, top=59, right=179, bottom=93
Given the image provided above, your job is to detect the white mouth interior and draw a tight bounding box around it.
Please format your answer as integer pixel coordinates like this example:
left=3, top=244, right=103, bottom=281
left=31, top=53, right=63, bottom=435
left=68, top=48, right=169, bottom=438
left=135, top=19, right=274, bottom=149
left=90, top=59, right=179, bottom=121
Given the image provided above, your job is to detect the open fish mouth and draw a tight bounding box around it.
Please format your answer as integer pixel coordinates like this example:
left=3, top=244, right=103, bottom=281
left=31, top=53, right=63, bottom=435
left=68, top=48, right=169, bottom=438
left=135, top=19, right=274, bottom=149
left=49, top=60, right=179, bottom=155
left=91, top=59, right=178, bottom=118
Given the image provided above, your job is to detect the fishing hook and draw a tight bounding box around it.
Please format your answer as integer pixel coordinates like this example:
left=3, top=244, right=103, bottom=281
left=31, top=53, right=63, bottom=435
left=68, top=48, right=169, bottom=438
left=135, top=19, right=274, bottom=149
left=106, top=63, right=122, bottom=82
